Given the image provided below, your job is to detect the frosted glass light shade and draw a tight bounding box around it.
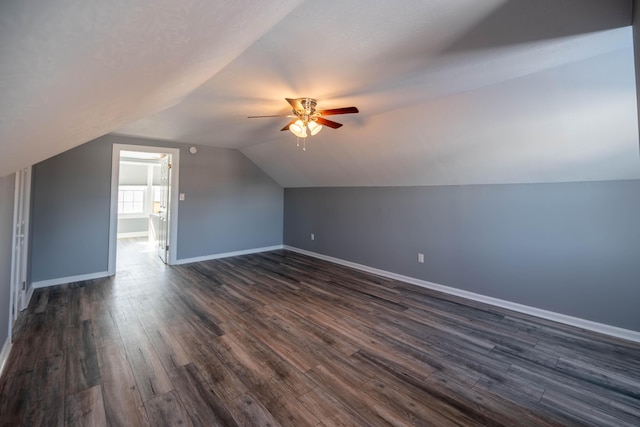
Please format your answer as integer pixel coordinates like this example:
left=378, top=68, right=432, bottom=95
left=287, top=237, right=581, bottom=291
left=307, top=120, right=322, bottom=136
left=290, top=119, right=307, bottom=138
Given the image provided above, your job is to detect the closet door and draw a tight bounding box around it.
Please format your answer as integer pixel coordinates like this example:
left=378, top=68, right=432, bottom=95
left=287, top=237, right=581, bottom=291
left=11, top=166, right=32, bottom=318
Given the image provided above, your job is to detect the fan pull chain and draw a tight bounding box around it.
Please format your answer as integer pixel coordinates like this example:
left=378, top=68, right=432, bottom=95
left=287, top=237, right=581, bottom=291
left=295, top=137, right=307, bottom=151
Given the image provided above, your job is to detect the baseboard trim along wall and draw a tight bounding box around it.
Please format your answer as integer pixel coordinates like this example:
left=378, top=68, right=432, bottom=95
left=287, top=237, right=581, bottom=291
left=175, top=245, right=284, bottom=265
left=284, top=245, right=640, bottom=344
left=0, top=338, right=12, bottom=379
left=32, top=271, right=112, bottom=289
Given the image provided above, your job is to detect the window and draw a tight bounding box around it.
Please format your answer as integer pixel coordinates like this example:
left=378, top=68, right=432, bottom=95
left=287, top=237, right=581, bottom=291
left=118, top=186, right=146, bottom=214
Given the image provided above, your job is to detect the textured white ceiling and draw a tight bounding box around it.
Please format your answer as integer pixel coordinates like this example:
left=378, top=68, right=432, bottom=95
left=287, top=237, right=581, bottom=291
left=1, top=0, right=638, bottom=186
left=0, top=0, right=302, bottom=176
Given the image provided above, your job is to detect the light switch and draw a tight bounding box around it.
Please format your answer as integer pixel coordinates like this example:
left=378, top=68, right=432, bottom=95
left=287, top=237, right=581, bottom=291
left=179, top=193, right=185, bottom=201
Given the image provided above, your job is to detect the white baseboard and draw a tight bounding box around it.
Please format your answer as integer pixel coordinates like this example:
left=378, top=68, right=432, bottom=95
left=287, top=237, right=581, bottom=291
left=175, top=245, right=284, bottom=265
left=117, top=231, right=148, bottom=239
left=0, top=337, right=12, bottom=379
left=284, top=246, right=640, bottom=344
left=32, top=271, right=112, bottom=289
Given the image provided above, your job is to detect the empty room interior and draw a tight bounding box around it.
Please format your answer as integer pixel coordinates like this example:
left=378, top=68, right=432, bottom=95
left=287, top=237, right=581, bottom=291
left=1, top=0, right=640, bottom=425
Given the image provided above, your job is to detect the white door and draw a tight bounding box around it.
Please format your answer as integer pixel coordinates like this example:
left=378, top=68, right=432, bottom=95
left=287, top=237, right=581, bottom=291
left=157, top=155, right=171, bottom=263
left=10, top=167, right=32, bottom=319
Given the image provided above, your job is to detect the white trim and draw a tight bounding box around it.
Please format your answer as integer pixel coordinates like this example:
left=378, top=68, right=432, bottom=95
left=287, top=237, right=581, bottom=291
left=0, top=338, right=11, bottom=379
left=117, top=231, right=149, bottom=239
left=32, top=271, right=111, bottom=289
left=110, top=144, right=180, bottom=274
left=284, top=246, right=640, bottom=344
left=175, top=245, right=284, bottom=265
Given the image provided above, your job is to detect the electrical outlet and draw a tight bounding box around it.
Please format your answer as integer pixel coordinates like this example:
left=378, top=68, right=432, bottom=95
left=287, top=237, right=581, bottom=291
left=417, top=253, right=424, bottom=263
left=311, top=233, right=315, bottom=241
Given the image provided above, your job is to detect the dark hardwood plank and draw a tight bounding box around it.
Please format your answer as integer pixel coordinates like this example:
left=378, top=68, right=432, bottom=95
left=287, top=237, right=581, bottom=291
left=230, top=393, right=280, bottom=426
left=23, top=345, right=66, bottom=426
left=68, top=284, right=91, bottom=327
left=137, top=309, right=191, bottom=371
left=98, top=342, right=151, bottom=427
left=117, top=322, right=174, bottom=402
left=169, top=318, right=248, bottom=402
left=0, top=371, right=32, bottom=426
left=65, top=384, right=108, bottom=427
left=305, top=364, right=396, bottom=426
left=168, top=364, right=238, bottom=427
left=209, top=333, right=291, bottom=406
left=31, top=287, right=50, bottom=314
left=1, top=242, right=639, bottom=426
left=47, top=283, right=69, bottom=307
left=90, top=305, right=121, bottom=349
left=65, top=319, right=100, bottom=396
left=296, top=386, right=358, bottom=426
left=145, top=390, right=193, bottom=427
left=265, top=395, right=320, bottom=427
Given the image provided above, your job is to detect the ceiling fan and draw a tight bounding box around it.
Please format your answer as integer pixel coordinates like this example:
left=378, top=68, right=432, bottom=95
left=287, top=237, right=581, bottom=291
left=248, top=98, right=359, bottom=139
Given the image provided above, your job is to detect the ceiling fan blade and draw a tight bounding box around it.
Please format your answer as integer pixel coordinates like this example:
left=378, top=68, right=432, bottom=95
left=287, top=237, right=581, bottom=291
left=315, top=117, right=343, bottom=129
left=318, top=107, right=359, bottom=116
left=247, top=114, right=291, bottom=118
left=281, top=119, right=297, bottom=131
left=285, top=98, right=304, bottom=112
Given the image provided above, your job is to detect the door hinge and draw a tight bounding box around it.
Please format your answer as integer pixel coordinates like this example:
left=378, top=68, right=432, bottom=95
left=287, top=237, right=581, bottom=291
left=166, top=245, right=169, bottom=250
left=12, top=303, right=15, bottom=316
left=168, top=163, right=172, bottom=169
left=21, top=281, right=26, bottom=291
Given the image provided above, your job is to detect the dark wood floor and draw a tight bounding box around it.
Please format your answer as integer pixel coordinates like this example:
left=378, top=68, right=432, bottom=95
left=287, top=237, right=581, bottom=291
left=1, top=238, right=640, bottom=426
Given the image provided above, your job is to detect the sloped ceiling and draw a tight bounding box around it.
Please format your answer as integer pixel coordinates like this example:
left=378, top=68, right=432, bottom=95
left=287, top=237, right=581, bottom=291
left=1, top=0, right=639, bottom=187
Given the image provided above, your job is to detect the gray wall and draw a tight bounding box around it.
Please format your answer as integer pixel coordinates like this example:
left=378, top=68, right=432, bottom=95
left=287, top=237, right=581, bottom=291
left=177, top=145, right=283, bottom=259
left=284, top=181, right=640, bottom=332
left=0, top=174, right=16, bottom=346
left=30, top=134, right=283, bottom=282
left=31, top=140, right=113, bottom=281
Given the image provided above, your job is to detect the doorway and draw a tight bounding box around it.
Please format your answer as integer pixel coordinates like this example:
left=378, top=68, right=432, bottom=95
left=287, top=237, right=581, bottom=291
left=108, top=144, right=180, bottom=275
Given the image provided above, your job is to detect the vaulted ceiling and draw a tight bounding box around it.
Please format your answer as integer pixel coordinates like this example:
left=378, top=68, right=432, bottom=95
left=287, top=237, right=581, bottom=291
left=1, top=0, right=638, bottom=186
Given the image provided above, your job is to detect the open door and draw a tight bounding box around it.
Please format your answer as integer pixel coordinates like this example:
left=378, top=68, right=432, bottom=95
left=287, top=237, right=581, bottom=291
left=157, top=154, right=171, bottom=263
left=10, top=166, right=32, bottom=320
left=109, top=144, right=180, bottom=274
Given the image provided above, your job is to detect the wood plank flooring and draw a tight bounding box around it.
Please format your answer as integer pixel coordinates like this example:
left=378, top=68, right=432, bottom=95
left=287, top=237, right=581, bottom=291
left=1, top=238, right=640, bottom=426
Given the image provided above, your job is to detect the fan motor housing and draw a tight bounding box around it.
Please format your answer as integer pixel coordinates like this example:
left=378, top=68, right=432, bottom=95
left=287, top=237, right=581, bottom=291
left=295, top=98, right=317, bottom=116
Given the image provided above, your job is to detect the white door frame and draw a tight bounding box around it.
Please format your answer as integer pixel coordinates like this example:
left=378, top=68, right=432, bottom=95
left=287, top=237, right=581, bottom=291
left=108, top=144, right=180, bottom=274
left=9, top=166, right=32, bottom=337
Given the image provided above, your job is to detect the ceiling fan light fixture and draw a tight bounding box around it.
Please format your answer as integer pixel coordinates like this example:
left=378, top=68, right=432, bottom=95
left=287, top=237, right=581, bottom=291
left=249, top=98, right=359, bottom=144
left=290, top=119, right=307, bottom=138
left=307, top=120, right=322, bottom=136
